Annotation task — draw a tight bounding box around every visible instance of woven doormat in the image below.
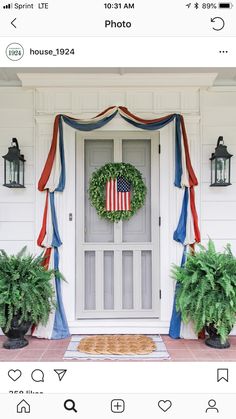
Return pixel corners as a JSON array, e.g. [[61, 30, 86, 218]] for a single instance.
[[64, 335, 170, 360], [78, 335, 156, 355]]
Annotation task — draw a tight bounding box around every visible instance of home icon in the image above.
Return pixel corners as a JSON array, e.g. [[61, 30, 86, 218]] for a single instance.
[[17, 399, 30, 413]]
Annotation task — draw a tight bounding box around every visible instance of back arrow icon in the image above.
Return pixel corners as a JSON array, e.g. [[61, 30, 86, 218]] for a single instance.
[[11, 18, 17, 28], [211, 17, 225, 31]]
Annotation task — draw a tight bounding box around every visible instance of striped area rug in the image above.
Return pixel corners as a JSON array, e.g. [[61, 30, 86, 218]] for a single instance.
[[63, 335, 170, 361]]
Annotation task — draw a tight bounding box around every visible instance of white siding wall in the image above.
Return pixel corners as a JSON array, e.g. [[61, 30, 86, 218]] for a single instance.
[[0, 88, 36, 254], [201, 90, 236, 253]]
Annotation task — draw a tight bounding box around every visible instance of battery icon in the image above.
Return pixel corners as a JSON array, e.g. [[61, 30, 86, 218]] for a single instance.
[[219, 2, 233, 7]]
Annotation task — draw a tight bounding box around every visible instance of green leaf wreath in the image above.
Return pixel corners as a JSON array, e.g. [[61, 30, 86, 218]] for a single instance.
[[89, 162, 147, 222]]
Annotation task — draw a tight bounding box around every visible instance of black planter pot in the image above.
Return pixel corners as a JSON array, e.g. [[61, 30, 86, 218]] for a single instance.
[[2, 313, 32, 350], [205, 324, 230, 349]]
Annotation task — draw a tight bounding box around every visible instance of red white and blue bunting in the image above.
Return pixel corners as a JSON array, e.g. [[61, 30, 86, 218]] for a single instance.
[[33, 106, 200, 340]]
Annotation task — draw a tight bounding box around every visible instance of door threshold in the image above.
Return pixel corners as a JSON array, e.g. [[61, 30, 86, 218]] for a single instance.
[[68, 319, 170, 335]]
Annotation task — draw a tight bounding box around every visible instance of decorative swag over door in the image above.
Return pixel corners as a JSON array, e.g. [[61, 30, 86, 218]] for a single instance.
[[33, 106, 200, 340]]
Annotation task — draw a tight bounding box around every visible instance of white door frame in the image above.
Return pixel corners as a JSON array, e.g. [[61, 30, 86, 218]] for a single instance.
[[59, 115, 179, 334]]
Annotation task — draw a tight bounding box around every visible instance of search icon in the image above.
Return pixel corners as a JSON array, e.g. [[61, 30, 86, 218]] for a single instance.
[[64, 399, 77, 413]]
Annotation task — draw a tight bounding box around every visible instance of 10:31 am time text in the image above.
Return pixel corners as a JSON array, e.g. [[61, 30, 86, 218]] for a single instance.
[[104, 3, 135, 9]]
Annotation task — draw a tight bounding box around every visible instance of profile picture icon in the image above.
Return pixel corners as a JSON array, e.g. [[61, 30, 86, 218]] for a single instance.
[[6, 43, 24, 61]]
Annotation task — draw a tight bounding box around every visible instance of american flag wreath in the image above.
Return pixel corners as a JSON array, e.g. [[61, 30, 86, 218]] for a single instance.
[[88, 162, 147, 222]]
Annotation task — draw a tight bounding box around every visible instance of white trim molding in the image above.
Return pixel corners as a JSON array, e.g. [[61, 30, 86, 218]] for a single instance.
[[17, 73, 218, 88]]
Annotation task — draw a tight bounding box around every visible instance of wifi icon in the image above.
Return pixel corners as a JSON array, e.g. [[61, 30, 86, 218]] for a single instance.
[[3, 3, 13, 8]]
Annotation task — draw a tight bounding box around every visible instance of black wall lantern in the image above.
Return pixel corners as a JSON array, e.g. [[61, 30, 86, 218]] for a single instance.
[[2, 138, 25, 188], [210, 136, 233, 187]]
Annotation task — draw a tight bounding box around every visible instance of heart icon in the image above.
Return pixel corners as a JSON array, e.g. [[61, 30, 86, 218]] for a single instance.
[[158, 400, 172, 412], [8, 369, 22, 382]]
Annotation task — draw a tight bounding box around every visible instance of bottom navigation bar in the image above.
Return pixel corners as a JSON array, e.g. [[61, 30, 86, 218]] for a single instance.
[[1, 393, 236, 418]]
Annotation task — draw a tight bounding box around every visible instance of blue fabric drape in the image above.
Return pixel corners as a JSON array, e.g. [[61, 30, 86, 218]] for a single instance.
[[119, 114, 176, 130], [52, 248, 70, 339], [173, 187, 189, 244], [55, 116, 66, 192], [174, 114, 182, 188], [50, 192, 63, 248], [62, 111, 118, 132], [169, 246, 187, 338]]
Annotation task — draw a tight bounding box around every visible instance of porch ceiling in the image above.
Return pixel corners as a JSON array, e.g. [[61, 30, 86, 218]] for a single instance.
[[1, 68, 236, 87]]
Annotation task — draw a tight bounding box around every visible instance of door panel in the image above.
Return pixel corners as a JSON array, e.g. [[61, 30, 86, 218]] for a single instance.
[[84, 251, 96, 310], [141, 250, 152, 309], [104, 251, 114, 310], [122, 139, 151, 243], [76, 132, 160, 319], [122, 251, 134, 310], [84, 140, 114, 243]]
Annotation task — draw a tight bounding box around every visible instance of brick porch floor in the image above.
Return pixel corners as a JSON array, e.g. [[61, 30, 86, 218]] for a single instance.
[[0, 335, 236, 362]]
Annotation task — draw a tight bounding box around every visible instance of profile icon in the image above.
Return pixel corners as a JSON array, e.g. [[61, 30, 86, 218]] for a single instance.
[[206, 399, 219, 413]]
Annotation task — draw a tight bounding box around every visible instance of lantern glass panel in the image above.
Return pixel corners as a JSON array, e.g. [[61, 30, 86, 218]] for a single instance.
[[224, 158, 230, 184], [5, 160, 10, 185], [216, 157, 229, 185], [11, 160, 19, 185], [211, 158, 215, 185], [11, 161, 16, 184], [19, 160, 24, 186]]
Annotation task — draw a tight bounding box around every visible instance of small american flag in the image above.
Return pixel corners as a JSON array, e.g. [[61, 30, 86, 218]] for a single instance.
[[106, 177, 131, 211]]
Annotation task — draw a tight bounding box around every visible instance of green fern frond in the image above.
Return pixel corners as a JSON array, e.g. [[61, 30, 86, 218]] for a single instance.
[[0, 247, 57, 332], [172, 240, 236, 344]]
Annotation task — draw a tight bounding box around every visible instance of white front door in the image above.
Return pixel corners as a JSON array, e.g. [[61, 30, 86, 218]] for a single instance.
[[76, 131, 160, 319]]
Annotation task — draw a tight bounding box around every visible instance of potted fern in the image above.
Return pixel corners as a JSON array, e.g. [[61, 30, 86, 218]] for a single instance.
[[172, 240, 236, 349], [0, 247, 56, 349]]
